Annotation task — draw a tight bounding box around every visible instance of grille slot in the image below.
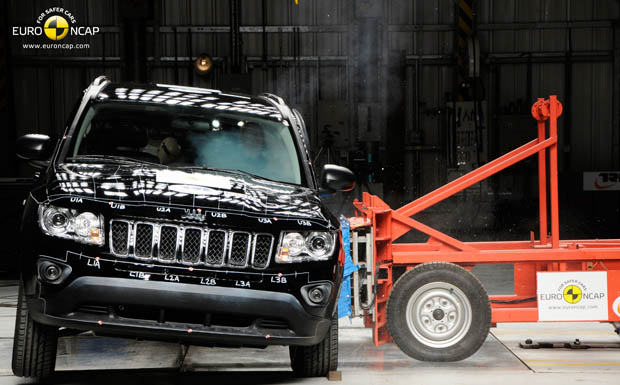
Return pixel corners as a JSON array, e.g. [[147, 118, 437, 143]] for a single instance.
[[183, 228, 202, 264], [228, 232, 250, 267], [158, 226, 178, 261], [206, 230, 226, 265], [78, 304, 109, 315], [110, 221, 129, 255], [134, 224, 154, 258], [112, 305, 254, 328], [252, 234, 273, 269], [109, 220, 274, 270], [258, 318, 289, 330]]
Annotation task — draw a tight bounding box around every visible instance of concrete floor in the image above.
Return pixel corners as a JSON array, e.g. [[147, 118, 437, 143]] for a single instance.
[[0, 271, 619, 385]]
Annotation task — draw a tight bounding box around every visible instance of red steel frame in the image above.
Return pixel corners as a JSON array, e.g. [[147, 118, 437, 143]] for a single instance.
[[352, 96, 620, 346]]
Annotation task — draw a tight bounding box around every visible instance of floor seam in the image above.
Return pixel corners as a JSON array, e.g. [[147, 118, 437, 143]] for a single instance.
[[177, 344, 190, 373], [490, 331, 535, 373]]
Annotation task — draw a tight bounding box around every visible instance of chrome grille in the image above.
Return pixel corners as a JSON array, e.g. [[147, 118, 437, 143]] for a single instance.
[[134, 224, 153, 258], [182, 228, 202, 264], [109, 220, 273, 269], [228, 232, 251, 267], [206, 230, 226, 265], [252, 234, 274, 269], [110, 221, 129, 255], [158, 226, 178, 261]]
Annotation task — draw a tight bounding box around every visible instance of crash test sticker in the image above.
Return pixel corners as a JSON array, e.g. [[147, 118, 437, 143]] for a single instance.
[[537, 271, 608, 321]]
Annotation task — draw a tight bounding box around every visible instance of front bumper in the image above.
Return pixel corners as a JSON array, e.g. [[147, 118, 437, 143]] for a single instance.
[[27, 276, 332, 347]]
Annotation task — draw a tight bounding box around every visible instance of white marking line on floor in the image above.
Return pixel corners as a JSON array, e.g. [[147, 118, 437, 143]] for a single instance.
[[492, 330, 617, 336], [527, 360, 620, 366]]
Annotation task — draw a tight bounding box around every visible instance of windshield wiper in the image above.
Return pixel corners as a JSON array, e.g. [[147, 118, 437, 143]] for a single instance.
[[178, 165, 221, 172], [66, 155, 160, 166], [229, 169, 279, 182], [182, 166, 282, 183]]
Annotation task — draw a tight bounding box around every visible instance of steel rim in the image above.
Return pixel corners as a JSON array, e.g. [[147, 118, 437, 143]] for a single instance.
[[405, 281, 472, 348]]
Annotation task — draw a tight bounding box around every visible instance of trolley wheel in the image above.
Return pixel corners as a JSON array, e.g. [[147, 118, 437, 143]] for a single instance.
[[387, 262, 491, 361]]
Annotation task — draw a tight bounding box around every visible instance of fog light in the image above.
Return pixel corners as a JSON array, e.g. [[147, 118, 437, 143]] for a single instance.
[[309, 287, 325, 304], [40, 262, 61, 282], [45, 264, 61, 280], [37, 260, 71, 285], [301, 282, 333, 307]]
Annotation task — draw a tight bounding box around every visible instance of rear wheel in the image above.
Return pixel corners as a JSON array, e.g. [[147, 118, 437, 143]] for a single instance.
[[289, 317, 338, 377], [387, 262, 490, 361], [12, 281, 58, 378]]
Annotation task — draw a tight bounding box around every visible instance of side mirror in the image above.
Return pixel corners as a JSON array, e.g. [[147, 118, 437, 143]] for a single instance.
[[320, 164, 355, 193], [16, 134, 52, 161]]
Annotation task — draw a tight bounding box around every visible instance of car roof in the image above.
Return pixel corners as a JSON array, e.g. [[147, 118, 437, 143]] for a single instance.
[[96, 82, 284, 121]]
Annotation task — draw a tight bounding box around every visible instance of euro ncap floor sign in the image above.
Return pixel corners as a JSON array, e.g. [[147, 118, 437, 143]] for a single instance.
[[12, 7, 99, 42]]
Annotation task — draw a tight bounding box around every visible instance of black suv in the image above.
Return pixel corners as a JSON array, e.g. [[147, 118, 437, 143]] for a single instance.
[[12, 76, 354, 378]]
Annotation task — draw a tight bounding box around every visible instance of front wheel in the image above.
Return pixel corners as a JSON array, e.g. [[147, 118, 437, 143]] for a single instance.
[[289, 317, 338, 377], [387, 262, 491, 361], [12, 281, 58, 378]]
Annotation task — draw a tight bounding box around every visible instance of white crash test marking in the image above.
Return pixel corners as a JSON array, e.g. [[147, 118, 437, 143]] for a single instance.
[[537, 271, 608, 321], [155, 169, 232, 190], [168, 184, 220, 195]]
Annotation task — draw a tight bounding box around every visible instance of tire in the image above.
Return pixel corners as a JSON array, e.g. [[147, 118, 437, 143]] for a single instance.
[[12, 281, 58, 378], [289, 317, 338, 377], [387, 262, 490, 361]]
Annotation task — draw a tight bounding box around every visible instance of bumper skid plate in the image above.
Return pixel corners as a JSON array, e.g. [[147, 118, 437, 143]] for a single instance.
[[28, 277, 331, 346]]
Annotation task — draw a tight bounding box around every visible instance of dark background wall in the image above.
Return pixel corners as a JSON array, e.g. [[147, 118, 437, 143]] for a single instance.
[[2, 0, 619, 243]]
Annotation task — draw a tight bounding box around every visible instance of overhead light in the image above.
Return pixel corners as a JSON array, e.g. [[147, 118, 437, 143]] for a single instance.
[[194, 54, 213, 75]]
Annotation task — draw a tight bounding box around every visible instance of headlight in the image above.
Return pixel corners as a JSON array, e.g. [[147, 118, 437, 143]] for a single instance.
[[74, 212, 101, 237], [282, 232, 305, 256], [42, 208, 70, 235], [276, 231, 336, 263], [38, 205, 104, 246], [306, 232, 334, 258]]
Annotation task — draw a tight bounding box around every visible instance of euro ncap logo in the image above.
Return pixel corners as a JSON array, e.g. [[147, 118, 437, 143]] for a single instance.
[[563, 285, 582, 304], [11, 7, 99, 43], [44, 15, 69, 41]]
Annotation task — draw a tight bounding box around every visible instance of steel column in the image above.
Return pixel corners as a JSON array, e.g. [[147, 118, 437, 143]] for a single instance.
[[537, 99, 548, 245]]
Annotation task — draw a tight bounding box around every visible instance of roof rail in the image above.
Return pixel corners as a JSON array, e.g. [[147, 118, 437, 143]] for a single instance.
[[259, 93, 286, 106], [87, 75, 110, 100], [92, 75, 108, 87]]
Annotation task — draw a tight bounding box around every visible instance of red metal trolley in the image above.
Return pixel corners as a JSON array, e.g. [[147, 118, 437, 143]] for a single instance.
[[349, 96, 620, 360]]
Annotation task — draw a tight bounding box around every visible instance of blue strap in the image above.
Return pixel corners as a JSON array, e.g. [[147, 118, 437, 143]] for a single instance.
[[338, 216, 359, 319]]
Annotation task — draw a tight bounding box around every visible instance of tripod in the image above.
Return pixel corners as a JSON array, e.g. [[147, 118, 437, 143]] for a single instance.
[[313, 125, 337, 166]]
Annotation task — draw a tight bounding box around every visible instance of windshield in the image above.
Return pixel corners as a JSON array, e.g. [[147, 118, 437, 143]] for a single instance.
[[68, 102, 303, 185]]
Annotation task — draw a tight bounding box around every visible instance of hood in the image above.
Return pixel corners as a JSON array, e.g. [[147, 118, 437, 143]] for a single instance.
[[31, 163, 335, 230]]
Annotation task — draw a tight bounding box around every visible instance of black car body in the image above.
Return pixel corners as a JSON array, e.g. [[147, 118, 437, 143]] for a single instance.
[[0, 178, 34, 274], [13, 77, 354, 378]]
